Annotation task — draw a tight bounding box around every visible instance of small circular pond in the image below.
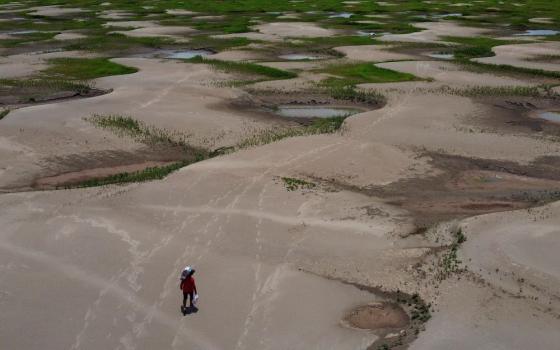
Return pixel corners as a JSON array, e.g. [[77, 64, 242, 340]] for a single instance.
[[275, 105, 362, 119]]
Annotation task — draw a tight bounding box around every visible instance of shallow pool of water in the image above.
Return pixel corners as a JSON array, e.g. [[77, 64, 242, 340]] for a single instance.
[[357, 30, 376, 37], [166, 49, 213, 59], [10, 30, 39, 35], [275, 105, 362, 119], [434, 13, 462, 18], [538, 111, 560, 123], [279, 54, 320, 60], [329, 12, 353, 18], [517, 29, 559, 36], [428, 52, 454, 60]]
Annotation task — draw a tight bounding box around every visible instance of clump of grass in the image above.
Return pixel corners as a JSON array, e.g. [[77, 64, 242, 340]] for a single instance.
[[0, 78, 94, 93], [442, 36, 515, 59], [0, 109, 9, 120], [319, 62, 418, 85], [0, 78, 95, 103], [291, 35, 377, 48], [186, 56, 297, 80], [458, 60, 560, 80], [0, 31, 58, 48], [68, 161, 190, 188], [192, 17, 251, 34], [281, 177, 316, 191], [319, 79, 387, 105], [43, 58, 138, 80], [86, 114, 203, 155], [437, 227, 467, 280], [237, 116, 347, 149], [65, 33, 174, 53], [439, 85, 557, 98], [188, 35, 251, 51]]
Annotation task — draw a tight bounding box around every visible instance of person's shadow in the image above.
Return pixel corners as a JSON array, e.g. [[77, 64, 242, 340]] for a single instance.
[[181, 306, 199, 316]]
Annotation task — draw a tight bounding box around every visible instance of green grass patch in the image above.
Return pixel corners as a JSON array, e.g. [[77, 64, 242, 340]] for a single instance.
[[188, 35, 252, 51], [0, 78, 94, 92], [0, 31, 58, 48], [319, 81, 386, 105], [186, 56, 297, 80], [65, 33, 174, 53], [458, 60, 560, 79], [281, 177, 316, 191], [236, 115, 348, 149], [442, 36, 516, 59], [68, 161, 190, 188], [319, 62, 418, 85], [0, 78, 95, 103], [437, 227, 467, 281], [0, 109, 9, 120], [291, 35, 377, 48], [43, 58, 138, 80], [192, 17, 251, 34], [440, 85, 558, 98], [87, 114, 203, 154]]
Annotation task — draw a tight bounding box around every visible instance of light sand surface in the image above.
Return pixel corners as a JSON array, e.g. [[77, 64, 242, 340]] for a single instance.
[[112, 26, 194, 42], [28, 5, 88, 17], [98, 10, 134, 20], [215, 22, 338, 42], [335, 45, 417, 62], [166, 9, 197, 16], [462, 202, 560, 298], [375, 60, 536, 87], [529, 17, 553, 24], [104, 20, 158, 28], [411, 278, 560, 350], [53, 32, 87, 41], [259, 60, 326, 71], [193, 15, 225, 21], [474, 42, 560, 72], [247, 71, 333, 91], [209, 50, 263, 62], [380, 22, 490, 43], [0, 50, 97, 78], [0, 58, 283, 190], [345, 93, 560, 162], [0, 137, 425, 349], [412, 203, 560, 349], [104, 20, 195, 42]]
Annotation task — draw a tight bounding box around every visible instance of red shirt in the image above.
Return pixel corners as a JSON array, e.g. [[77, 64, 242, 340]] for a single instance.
[[181, 276, 196, 293]]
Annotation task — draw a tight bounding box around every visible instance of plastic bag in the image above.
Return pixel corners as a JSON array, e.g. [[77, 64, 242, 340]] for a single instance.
[[193, 293, 199, 306]]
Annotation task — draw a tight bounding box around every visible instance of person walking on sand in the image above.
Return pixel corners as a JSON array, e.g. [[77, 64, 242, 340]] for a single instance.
[[180, 266, 198, 312]]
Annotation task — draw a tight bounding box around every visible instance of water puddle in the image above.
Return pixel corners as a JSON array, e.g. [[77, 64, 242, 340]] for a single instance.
[[427, 52, 454, 60], [516, 29, 559, 36], [166, 49, 213, 59], [10, 30, 39, 35], [329, 12, 353, 19], [357, 30, 376, 37], [275, 105, 362, 119], [433, 13, 462, 18], [279, 54, 320, 60], [537, 111, 560, 123]]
